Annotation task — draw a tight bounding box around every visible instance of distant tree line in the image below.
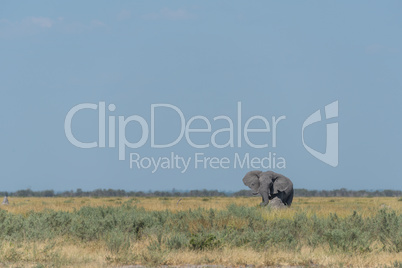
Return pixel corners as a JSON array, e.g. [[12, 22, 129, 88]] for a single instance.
[[294, 188, 401, 197], [0, 188, 401, 198]]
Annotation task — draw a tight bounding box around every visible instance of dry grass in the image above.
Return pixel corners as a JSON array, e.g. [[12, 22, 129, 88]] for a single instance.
[[2, 196, 401, 217], [1, 237, 401, 267], [0, 196, 401, 267]]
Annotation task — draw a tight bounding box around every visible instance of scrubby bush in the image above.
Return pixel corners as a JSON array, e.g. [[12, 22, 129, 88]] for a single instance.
[[166, 233, 187, 250], [104, 229, 131, 255], [189, 233, 220, 250], [0, 205, 400, 256]]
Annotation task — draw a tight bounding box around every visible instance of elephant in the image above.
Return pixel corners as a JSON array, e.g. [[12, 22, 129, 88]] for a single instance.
[[242, 170, 294, 208]]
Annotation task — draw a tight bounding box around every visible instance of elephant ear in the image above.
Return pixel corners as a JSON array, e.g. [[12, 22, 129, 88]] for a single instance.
[[242, 170, 262, 186]]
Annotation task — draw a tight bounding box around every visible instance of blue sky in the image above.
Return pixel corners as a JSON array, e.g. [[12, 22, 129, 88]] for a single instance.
[[0, 1, 401, 192]]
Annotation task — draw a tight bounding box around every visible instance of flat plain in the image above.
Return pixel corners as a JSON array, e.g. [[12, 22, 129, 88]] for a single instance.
[[0, 196, 401, 267]]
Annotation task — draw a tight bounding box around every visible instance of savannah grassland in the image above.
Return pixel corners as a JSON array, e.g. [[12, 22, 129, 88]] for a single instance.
[[0, 196, 401, 267]]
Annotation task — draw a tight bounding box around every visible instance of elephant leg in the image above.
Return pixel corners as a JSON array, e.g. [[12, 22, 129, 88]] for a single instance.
[[285, 190, 294, 207], [267, 196, 286, 209], [276, 192, 288, 206]]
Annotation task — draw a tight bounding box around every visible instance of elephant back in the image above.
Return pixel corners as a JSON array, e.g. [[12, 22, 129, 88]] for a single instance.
[[272, 174, 293, 194]]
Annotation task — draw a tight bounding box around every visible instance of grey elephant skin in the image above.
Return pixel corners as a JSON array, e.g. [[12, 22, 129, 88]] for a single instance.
[[242, 170, 294, 208]]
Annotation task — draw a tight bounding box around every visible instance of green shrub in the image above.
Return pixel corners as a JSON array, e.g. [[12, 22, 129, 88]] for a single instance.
[[0, 204, 400, 257], [189, 233, 220, 250], [104, 230, 131, 255], [166, 233, 187, 250]]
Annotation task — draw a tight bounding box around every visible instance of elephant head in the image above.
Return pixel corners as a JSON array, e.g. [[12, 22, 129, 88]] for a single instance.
[[242, 170, 263, 196], [242, 170, 278, 206]]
